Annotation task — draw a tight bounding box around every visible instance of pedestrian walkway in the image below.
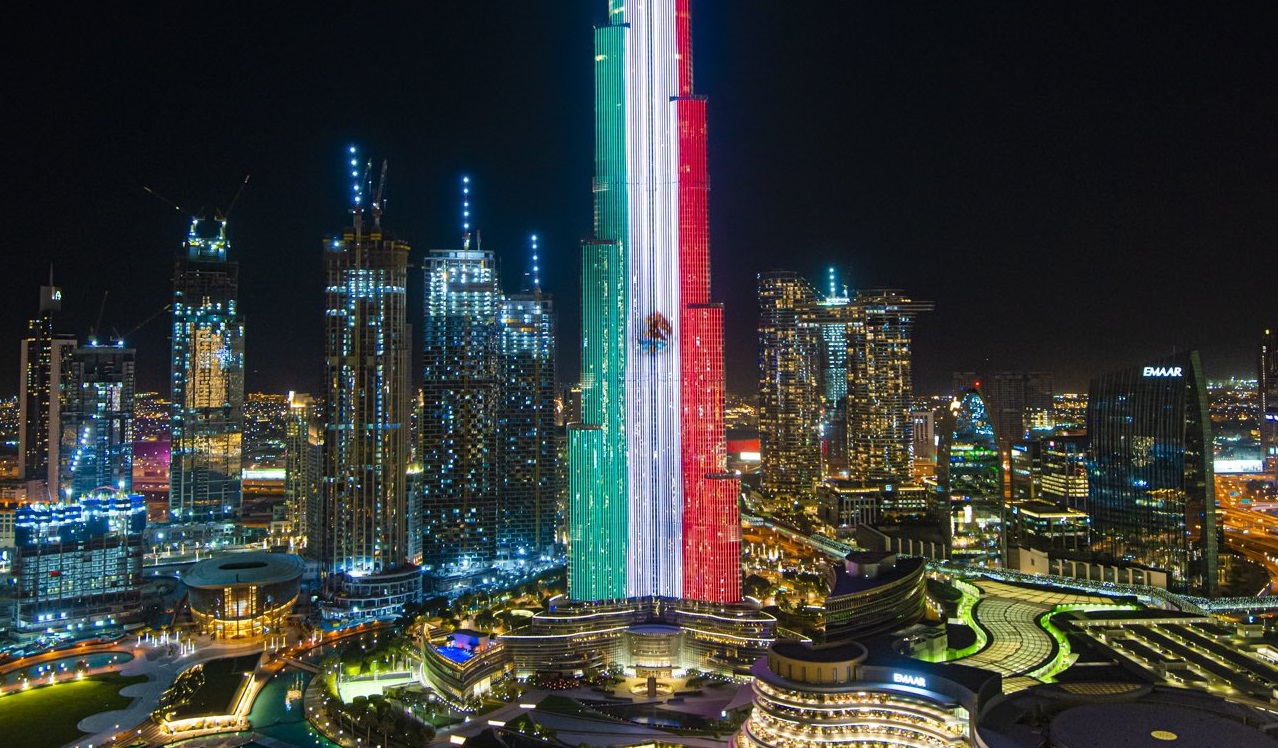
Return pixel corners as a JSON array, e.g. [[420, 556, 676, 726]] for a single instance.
[[955, 579, 1115, 689]]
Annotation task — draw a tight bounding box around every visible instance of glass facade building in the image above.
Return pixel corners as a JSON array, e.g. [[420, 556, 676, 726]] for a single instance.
[[943, 389, 1003, 565], [497, 290, 559, 566], [1086, 351, 1216, 596], [12, 491, 146, 631], [1041, 435, 1089, 510], [420, 245, 501, 578], [943, 389, 1002, 501], [170, 218, 245, 523], [59, 344, 136, 501], [846, 290, 933, 482], [757, 271, 823, 500]]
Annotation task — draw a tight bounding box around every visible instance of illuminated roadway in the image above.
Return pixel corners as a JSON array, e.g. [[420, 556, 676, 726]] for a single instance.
[[1219, 502, 1278, 593]]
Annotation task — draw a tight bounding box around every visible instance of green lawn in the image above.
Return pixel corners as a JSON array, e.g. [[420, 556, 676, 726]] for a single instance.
[[171, 654, 259, 719], [0, 673, 147, 748]]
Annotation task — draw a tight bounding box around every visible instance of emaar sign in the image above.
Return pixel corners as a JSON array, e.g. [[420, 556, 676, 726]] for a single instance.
[[893, 672, 927, 688], [1142, 366, 1182, 377]]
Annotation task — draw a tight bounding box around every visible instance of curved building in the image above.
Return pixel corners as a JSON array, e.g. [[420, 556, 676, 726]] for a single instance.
[[1085, 351, 1215, 596], [824, 551, 926, 642], [735, 640, 1001, 748], [184, 552, 304, 639]]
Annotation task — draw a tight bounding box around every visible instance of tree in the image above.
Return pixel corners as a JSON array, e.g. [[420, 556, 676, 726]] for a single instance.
[[742, 574, 771, 600]]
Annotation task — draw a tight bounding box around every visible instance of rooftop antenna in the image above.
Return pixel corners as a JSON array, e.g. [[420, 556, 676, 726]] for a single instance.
[[347, 145, 367, 239], [530, 233, 541, 296], [828, 266, 837, 299], [462, 175, 472, 250]]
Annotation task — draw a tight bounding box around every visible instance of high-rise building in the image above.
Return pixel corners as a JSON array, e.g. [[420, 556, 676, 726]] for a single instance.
[[758, 272, 823, 500], [420, 241, 501, 579], [497, 283, 559, 567], [1262, 328, 1277, 476], [12, 491, 146, 631], [318, 153, 419, 618], [285, 391, 321, 556], [169, 218, 245, 523], [243, 392, 289, 466], [846, 290, 933, 482], [19, 283, 76, 496], [59, 343, 136, 501], [569, 0, 740, 603], [983, 370, 1054, 453], [942, 388, 1003, 565], [1009, 440, 1041, 502], [1086, 351, 1216, 596], [1040, 435, 1089, 510], [941, 389, 1002, 500], [911, 409, 938, 480]]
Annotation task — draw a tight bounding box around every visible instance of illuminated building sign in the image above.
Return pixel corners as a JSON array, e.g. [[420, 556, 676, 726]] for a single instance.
[[893, 672, 927, 688], [1142, 366, 1183, 377]]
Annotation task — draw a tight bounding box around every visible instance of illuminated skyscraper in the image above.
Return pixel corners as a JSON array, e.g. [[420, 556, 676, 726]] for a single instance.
[[285, 391, 321, 556], [59, 344, 136, 501], [1086, 351, 1216, 596], [497, 268, 559, 566], [420, 239, 501, 578], [941, 389, 1002, 501], [942, 388, 1004, 565], [569, 0, 740, 602], [1262, 327, 1277, 475], [19, 284, 76, 496], [758, 272, 823, 499], [318, 152, 419, 618], [169, 219, 245, 523], [846, 290, 933, 482], [1040, 435, 1088, 511], [983, 370, 1054, 452]]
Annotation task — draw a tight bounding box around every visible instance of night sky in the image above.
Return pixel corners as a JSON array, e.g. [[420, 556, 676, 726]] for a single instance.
[[4, 2, 1275, 398]]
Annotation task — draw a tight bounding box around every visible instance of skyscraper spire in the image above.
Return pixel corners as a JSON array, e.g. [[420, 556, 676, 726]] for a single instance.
[[461, 175, 472, 243], [530, 233, 541, 295], [347, 145, 362, 211]]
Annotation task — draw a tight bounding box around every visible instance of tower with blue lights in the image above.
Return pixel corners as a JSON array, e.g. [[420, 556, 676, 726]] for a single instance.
[[420, 177, 502, 582], [497, 235, 559, 567], [60, 343, 136, 501], [318, 149, 420, 618], [169, 217, 245, 523]]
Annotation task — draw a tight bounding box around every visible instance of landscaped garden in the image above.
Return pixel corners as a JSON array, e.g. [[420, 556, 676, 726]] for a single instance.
[[0, 673, 147, 748]]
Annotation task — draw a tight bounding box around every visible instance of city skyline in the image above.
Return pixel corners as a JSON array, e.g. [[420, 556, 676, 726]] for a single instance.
[[4, 3, 1273, 397]]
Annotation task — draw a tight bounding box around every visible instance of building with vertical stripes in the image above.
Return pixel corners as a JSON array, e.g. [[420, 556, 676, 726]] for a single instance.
[[1085, 351, 1216, 596], [569, 0, 740, 603]]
